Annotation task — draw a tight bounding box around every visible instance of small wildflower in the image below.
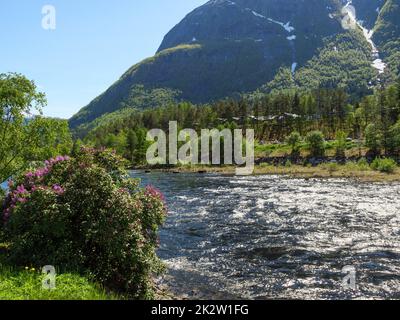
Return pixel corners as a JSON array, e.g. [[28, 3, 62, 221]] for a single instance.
[[25, 172, 34, 178], [16, 185, 27, 194], [145, 185, 166, 202], [52, 184, 65, 195]]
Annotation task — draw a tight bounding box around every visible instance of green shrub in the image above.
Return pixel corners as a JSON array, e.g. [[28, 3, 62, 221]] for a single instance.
[[371, 158, 397, 173], [286, 131, 302, 156], [388, 120, 400, 155], [343, 161, 357, 171], [365, 124, 382, 154], [306, 131, 326, 157], [1, 148, 167, 299], [0, 188, 5, 205], [326, 162, 339, 173], [284, 160, 292, 167], [335, 131, 347, 158], [259, 162, 270, 168], [357, 157, 370, 171]]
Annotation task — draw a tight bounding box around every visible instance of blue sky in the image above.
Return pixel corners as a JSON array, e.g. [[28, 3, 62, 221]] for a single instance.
[[0, 0, 208, 119]]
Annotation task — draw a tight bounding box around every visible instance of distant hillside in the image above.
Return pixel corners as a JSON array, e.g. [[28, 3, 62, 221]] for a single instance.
[[70, 0, 399, 132]]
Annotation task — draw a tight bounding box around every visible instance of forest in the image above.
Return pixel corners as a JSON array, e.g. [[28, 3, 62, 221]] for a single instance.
[[81, 79, 400, 166]]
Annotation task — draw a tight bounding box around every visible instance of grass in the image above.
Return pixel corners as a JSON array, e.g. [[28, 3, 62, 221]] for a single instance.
[[260, 163, 400, 182], [0, 264, 120, 300], [254, 141, 361, 158], [152, 162, 400, 183], [123, 43, 202, 77]]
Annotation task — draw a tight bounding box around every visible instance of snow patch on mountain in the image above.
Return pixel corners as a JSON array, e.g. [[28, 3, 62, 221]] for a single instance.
[[267, 18, 295, 33], [343, 1, 386, 74]]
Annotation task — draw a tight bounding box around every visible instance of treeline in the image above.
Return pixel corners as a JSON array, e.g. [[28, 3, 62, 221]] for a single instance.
[[83, 80, 400, 164]]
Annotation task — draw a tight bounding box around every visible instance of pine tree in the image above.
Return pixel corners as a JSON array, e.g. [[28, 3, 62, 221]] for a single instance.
[[126, 129, 138, 164], [378, 86, 390, 155], [397, 78, 400, 103]]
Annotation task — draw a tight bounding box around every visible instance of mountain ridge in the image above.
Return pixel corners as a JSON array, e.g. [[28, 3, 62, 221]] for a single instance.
[[69, 0, 399, 131]]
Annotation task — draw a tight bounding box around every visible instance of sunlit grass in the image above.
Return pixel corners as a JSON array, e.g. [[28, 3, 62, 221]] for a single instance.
[[255, 141, 360, 158], [0, 264, 120, 300], [155, 162, 400, 182]]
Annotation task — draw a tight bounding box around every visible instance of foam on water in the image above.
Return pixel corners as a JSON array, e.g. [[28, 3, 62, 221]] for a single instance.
[[132, 171, 400, 299]]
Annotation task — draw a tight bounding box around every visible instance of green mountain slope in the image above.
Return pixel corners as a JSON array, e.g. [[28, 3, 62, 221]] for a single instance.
[[264, 30, 377, 95], [70, 0, 399, 130], [374, 0, 400, 79]]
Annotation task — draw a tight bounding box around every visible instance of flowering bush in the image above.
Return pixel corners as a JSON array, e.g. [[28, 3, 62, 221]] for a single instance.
[[0, 148, 167, 299]]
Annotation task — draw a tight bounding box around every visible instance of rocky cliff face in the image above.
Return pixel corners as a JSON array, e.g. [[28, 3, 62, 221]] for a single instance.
[[70, 0, 398, 130]]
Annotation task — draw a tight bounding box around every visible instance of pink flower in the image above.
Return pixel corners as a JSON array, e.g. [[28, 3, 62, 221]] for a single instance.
[[16, 185, 27, 194], [34, 167, 50, 178], [145, 185, 165, 202], [52, 184, 64, 195], [42, 155, 70, 168], [25, 172, 34, 178]]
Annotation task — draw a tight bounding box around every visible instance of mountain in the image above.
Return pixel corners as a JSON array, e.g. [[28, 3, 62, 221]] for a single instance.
[[70, 0, 400, 131], [374, 0, 400, 79]]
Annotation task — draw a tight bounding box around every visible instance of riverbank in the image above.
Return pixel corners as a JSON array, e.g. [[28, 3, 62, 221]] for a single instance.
[[136, 163, 400, 183]]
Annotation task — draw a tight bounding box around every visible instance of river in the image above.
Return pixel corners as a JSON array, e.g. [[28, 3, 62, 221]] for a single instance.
[[131, 171, 400, 300]]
